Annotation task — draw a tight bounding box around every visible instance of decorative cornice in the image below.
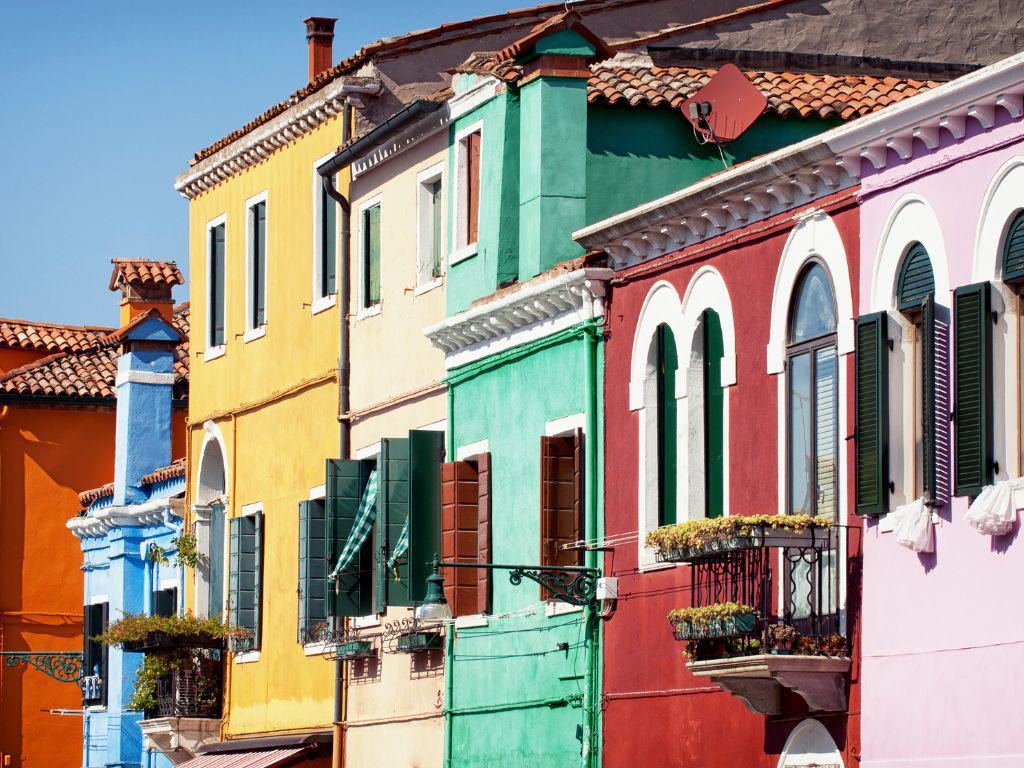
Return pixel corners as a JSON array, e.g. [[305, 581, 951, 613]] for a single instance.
[[174, 77, 381, 199], [574, 139, 855, 270], [351, 105, 451, 181], [68, 497, 184, 539], [424, 267, 612, 368]]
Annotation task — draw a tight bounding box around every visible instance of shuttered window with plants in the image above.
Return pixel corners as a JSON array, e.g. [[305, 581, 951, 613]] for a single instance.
[[229, 513, 263, 651], [326, 458, 376, 618], [854, 313, 889, 516], [298, 499, 328, 642], [441, 453, 492, 617], [896, 243, 942, 505], [540, 430, 583, 600], [953, 282, 994, 497]]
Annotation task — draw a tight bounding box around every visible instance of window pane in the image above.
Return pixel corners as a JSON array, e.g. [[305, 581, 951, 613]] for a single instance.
[[430, 180, 442, 278], [364, 205, 381, 307], [815, 346, 838, 520], [210, 223, 226, 347], [791, 264, 836, 343], [251, 202, 266, 328], [322, 182, 337, 297], [656, 324, 678, 526], [789, 352, 812, 515], [703, 310, 725, 518]]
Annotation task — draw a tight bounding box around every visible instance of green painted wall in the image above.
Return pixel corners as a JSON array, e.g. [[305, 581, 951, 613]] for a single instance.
[[585, 104, 840, 226], [448, 332, 603, 767]]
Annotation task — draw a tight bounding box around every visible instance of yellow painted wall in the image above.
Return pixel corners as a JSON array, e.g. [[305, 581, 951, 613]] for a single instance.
[[185, 113, 348, 736], [345, 133, 449, 767]]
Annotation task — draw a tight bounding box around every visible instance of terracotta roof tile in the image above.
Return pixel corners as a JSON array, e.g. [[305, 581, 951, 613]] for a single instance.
[[140, 458, 186, 487], [0, 306, 190, 403], [109, 259, 184, 292], [0, 318, 111, 354], [586, 66, 940, 121], [491, 9, 615, 67], [79, 483, 114, 507]]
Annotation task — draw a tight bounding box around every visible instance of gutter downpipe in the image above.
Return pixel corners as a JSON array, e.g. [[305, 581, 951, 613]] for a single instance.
[[582, 282, 605, 768], [322, 100, 353, 768]]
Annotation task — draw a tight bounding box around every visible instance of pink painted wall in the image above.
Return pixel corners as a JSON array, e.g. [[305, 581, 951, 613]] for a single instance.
[[858, 113, 1024, 768]]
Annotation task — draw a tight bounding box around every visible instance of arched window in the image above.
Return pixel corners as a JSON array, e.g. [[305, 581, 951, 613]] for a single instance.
[[693, 309, 725, 519], [787, 263, 838, 519], [1001, 210, 1024, 284]]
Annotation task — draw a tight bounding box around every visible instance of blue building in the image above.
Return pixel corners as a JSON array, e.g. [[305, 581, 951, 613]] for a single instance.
[[67, 260, 188, 768]]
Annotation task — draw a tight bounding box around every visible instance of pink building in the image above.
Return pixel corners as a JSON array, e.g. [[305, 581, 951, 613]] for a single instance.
[[834, 53, 1024, 767]]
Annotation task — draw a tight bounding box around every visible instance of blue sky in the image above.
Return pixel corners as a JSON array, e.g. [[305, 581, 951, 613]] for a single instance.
[[0, 0, 520, 327]]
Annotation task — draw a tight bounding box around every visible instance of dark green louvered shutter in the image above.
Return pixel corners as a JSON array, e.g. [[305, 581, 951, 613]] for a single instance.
[[921, 294, 940, 505], [954, 282, 994, 497], [252, 512, 263, 649], [407, 430, 444, 605], [229, 514, 261, 649], [656, 324, 678, 526], [209, 503, 225, 618], [326, 459, 374, 617], [897, 243, 935, 312], [855, 313, 889, 516], [377, 437, 409, 610], [1002, 211, 1024, 283], [298, 499, 328, 641]]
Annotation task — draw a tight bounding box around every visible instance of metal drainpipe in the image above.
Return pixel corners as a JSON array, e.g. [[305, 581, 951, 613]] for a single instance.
[[443, 623, 455, 768], [323, 99, 353, 768]]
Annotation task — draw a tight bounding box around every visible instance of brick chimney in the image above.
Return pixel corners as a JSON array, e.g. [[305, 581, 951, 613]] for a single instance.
[[305, 17, 337, 81], [109, 259, 184, 325]]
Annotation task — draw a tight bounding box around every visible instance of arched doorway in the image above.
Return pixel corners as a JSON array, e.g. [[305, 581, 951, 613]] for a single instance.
[[778, 719, 844, 768]]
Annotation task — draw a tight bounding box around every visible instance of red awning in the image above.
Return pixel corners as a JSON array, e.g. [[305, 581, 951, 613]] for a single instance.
[[176, 748, 308, 768]]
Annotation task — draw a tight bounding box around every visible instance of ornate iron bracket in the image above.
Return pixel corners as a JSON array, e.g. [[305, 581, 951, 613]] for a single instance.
[[0, 652, 84, 683], [440, 561, 600, 606]]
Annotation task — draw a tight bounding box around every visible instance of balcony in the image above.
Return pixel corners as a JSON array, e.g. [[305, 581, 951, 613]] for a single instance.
[[139, 654, 223, 763], [651, 517, 854, 716]]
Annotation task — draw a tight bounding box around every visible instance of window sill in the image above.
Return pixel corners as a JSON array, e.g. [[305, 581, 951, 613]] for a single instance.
[[355, 304, 382, 322], [311, 294, 337, 315], [233, 650, 260, 664], [352, 614, 380, 629], [303, 641, 331, 656], [454, 614, 488, 629], [414, 277, 443, 296], [638, 559, 679, 574], [449, 243, 478, 266], [204, 345, 226, 363], [545, 601, 582, 618], [243, 325, 267, 344]]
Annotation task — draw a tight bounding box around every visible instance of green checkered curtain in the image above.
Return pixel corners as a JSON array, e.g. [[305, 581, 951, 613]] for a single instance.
[[328, 468, 378, 585], [386, 518, 410, 579]]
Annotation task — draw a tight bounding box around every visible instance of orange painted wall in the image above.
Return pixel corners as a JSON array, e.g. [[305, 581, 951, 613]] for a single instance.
[[0, 404, 115, 768], [0, 351, 47, 376]]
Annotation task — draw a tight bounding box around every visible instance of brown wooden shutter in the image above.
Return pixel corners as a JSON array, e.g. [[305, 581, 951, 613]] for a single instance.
[[441, 460, 479, 617], [540, 431, 583, 599], [466, 132, 481, 245], [476, 453, 492, 614]]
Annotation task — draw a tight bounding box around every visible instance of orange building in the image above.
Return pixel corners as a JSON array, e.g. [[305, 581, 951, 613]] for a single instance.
[[0, 261, 188, 768]]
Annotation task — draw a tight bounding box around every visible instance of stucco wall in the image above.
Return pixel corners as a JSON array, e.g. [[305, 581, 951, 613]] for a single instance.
[[858, 113, 1024, 768], [600, 200, 862, 768], [0, 406, 116, 768]]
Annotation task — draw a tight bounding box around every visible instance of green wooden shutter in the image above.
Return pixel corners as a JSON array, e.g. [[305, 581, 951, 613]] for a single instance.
[[209, 503, 225, 618], [363, 205, 381, 307], [229, 517, 240, 629], [322, 180, 337, 296], [703, 309, 725, 518], [377, 437, 409, 609], [954, 282, 994, 497], [897, 243, 935, 312], [252, 201, 266, 328], [211, 223, 226, 347], [1002, 211, 1024, 283], [921, 294, 940, 505], [407, 430, 444, 605], [230, 515, 260, 648], [326, 459, 374, 617], [252, 512, 263, 650], [298, 500, 327, 641], [855, 313, 890, 516], [656, 324, 678, 526], [431, 180, 443, 278]]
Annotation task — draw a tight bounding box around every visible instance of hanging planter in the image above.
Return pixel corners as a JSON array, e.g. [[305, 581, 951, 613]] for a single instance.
[[669, 603, 757, 640], [394, 630, 443, 654], [647, 515, 833, 563], [334, 640, 375, 660]]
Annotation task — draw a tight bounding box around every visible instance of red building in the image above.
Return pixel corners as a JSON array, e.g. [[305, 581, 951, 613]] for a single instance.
[[577, 131, 865, 765]]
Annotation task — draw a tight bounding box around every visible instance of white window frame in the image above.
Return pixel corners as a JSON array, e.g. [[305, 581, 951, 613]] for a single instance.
[[416, 162, 446, 293], [357, 194, 384, 319], [312, 153, 340, 314], [233, 501, 263, 664], [450, 120, 483, 265], [205, 214, 228, 362], [244, 191, 269, 341]]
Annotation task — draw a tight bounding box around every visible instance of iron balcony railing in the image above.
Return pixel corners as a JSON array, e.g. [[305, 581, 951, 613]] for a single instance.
[[149, 655, 222, 720]]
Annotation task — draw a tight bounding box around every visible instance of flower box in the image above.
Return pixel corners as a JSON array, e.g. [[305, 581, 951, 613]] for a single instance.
[[672, 612, 756, 640], [334, 640, 375, 660], [654, 524, 832, 564], [123, 631, 225, 653], [394, 631, 443, 654]]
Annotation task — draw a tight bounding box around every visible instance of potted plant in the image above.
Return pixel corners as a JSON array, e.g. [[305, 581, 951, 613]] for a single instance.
[[766, 623, 799, 654], [646, 515, 833, 562], [99, 613, 250, 652], [668, 603, 757, 640]]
